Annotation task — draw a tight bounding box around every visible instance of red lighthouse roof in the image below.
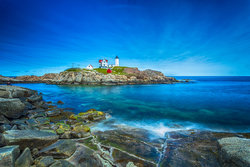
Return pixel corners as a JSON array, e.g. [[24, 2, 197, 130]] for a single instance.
[[99, 60, 103, 63]]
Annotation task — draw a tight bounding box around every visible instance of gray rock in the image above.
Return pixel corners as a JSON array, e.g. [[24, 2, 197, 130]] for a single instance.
[[218, 137, 250, 167], [35, 156, 55, 167], [11, 119, 29, 130], [39, 139, 77, 159], [11, 125, 18, 130], [68, 143, 103, 167], [0, 124, 12, 132], [46, 110, 61, 117], [3, 130, 59, 150], [94, 127, 162, 163], [0, 98, 25, 118], [0, 85, 35, 98], [26, 119, 38, 129], [0, 133, 5, 147], [36, 117, 50, 125], [0, 115, 10, 124], [0, 90, 10, 98], [27, 95, 43, 103], [58, 160, 75, 167], [0, 145, 20, 167], [49, 160, 62, 167], [15, 147, 33, 167]]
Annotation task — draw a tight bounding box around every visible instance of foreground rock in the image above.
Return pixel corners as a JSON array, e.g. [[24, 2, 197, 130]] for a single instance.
[[3, 130, 59, 150], [159, 130, 250, 167], [0, 145, 20, 167], [15, 147, 33, 167], [38, 139, 76, 159], [0, 98, 25, 119], [218, 137, 250, 167]]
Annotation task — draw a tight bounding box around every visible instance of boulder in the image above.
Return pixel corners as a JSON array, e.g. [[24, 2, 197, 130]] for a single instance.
[[15, 147, 33, 167], [27, 95, 43, 103], [67, 143, 103, 167], [218, 137, 250, 167], [3, 130, 59, 150], [35, 156, 55, 167], [0, 85, 35, 98], [0, 145, 20, 167], [0, 98, 25, 118], [39, 139, 77, 159]]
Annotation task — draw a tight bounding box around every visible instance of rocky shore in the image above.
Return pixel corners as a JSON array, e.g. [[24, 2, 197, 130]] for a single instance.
[[1, 68, 177, 85], [0, 85, 249, 167]]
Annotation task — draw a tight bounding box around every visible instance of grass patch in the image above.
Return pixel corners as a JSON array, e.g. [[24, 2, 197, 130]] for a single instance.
[[65, 68, 82, 72], [65, 68, 93, 72], [94, 66, 129, 75]]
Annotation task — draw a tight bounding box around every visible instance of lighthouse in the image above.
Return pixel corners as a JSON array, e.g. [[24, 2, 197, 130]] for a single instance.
[[115, 56, 119, 66]]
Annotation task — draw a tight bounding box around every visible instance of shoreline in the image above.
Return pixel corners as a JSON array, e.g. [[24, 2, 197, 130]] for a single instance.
[[0, 85, 249, 166]]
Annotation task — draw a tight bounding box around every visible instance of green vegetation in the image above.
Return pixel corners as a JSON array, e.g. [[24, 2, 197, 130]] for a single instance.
[[64, 66, 132, 75], [94, 66, 129, 75], [65, 68, 92, 72], [65, 68, 82, 72]]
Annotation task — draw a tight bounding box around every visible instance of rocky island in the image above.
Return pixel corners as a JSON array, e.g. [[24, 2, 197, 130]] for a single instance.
[[0, 85, 249, 167], [0, 67, 177, 85]]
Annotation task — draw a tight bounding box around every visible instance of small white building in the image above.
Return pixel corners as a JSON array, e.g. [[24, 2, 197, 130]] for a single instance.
[[86, 64, 93, 70], [99, 59, 108, 68], [99, 56, 119, 68]]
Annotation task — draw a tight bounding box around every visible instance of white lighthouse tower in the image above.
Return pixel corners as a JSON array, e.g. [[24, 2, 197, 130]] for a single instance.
[[115, 56, 119, 66]]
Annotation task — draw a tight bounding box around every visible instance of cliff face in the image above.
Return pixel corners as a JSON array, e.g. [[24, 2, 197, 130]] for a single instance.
[[49, 69, 177, 85]]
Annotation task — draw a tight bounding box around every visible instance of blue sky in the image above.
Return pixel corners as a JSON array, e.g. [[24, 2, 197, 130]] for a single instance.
[[0, 0, 250, 76]]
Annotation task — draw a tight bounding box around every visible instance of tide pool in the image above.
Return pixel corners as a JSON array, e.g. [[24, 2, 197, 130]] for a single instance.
[[13, 76, 250, 136]]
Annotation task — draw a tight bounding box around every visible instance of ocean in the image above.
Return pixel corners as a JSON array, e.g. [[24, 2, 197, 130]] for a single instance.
[[12, 76, 250, 137]]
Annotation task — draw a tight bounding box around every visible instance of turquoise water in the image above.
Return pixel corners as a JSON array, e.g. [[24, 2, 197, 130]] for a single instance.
[[13, 76, 250, 135]]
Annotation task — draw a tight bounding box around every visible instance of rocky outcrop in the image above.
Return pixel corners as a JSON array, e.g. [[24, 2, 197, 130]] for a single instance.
[[49, 69, 177, 85], [0, 98, 25, 119], [218, 137, 250, 167], [0, 75, 21, 84], [15, 73, 58, 83], [2, 68, 177, 85], [3, 130, 59, 150], [38, 139, 76, 159], [0, 85, 109, 167]]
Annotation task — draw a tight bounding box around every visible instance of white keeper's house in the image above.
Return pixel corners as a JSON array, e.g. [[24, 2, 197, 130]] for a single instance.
[[99, 56, 119, 68]]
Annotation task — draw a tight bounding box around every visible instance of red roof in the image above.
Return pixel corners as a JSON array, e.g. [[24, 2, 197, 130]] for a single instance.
[[99, 60, 103, 63]]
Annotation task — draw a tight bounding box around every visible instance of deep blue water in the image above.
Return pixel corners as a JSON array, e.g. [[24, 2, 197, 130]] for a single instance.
[[12, 76, 250, 136]]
